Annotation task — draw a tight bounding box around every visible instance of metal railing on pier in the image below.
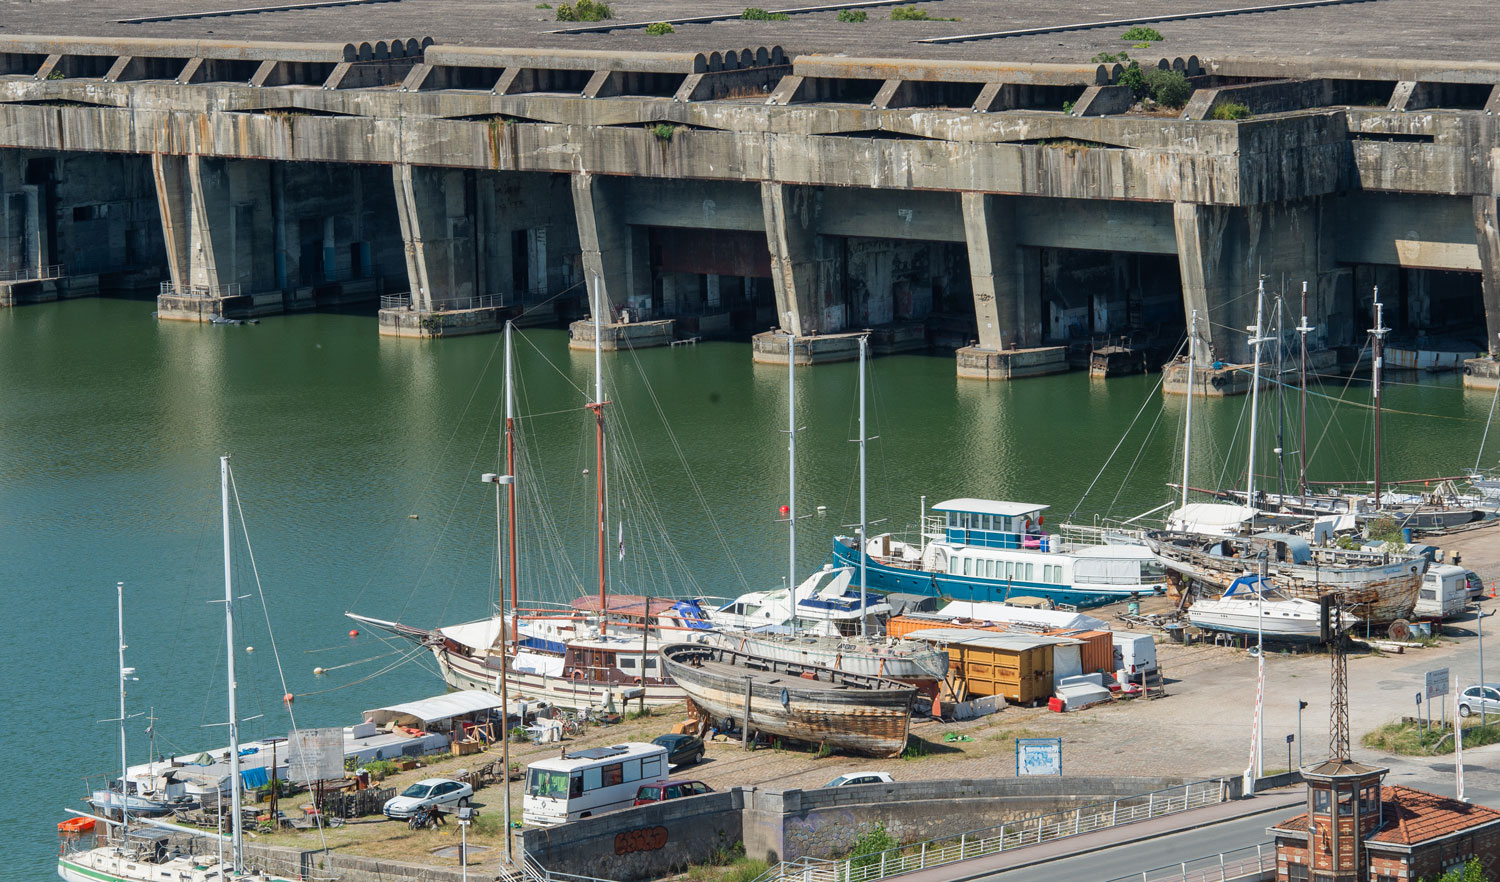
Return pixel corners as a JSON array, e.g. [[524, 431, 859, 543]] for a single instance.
[[380, 293, 413, 310], [752, 779, 1229, 882], [1103, 842, 1276, 882], [434, 293, 506, 311], [0, 263, 63, 282], [159, 281, 242, 299]]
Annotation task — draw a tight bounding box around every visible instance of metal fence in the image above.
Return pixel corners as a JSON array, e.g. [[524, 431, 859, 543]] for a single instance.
[[159, 281, 242, 299], [1103, 843, 1276, 882], [516, 851, 618, 882], [434, 293, 506, 311], [753, 779, 1229, 882], [380, 293, 412, 310], [0, 263, 63, 282]]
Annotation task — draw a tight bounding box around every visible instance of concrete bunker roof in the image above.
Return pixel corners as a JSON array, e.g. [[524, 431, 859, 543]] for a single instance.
[[0, 0, 1497, 75]]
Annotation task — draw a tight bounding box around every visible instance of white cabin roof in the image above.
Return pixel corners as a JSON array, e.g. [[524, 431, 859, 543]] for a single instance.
[[438, 617, 504, 652], [364, 690, 507, 728], [1071, 543, 1158, 560], [933, 499, 1050, 517], [934, 601, 1110, 631]]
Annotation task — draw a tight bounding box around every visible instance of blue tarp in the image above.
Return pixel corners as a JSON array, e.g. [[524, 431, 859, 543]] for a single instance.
[[240, 766, 269, 790]]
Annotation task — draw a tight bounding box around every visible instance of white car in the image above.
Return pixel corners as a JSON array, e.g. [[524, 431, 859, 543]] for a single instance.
[[382, 777, 474, 819], [1458, 684, 1500, 718], [824, 772, 895, 788]]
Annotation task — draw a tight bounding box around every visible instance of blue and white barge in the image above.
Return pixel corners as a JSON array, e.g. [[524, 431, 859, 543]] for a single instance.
[[832, 498, 1167, 609]]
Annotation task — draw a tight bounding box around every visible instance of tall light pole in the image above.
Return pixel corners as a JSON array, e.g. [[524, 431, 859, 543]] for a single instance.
[[1480, 607, 1488, 729], [1297, 700, 1307, 769], [481, 471, 514, 868]]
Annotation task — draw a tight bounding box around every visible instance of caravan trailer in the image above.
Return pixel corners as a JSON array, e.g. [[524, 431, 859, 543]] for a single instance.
[[522, 742, 668, 826], [1414, 564, 1470, 621]]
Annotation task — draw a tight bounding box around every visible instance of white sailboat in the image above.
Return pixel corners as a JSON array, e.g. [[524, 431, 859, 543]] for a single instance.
[[59, 457, 300, 882], [705, 333, 950, 691]]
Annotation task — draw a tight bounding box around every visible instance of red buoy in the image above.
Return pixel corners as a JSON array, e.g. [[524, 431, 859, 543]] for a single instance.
[[779, 505, 790, 516], [283, 693, 295, 704], [348, 629, 359, 638]]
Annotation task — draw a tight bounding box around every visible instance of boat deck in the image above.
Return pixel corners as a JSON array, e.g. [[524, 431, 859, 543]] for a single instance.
[[666, 643, 912, 693]]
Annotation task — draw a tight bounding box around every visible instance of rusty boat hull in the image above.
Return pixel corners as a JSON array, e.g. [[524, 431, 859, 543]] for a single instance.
[[659, 642, 917, 758]]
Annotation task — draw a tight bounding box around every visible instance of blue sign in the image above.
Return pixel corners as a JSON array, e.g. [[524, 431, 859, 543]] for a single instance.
[[1016, 738, 1063, 777]]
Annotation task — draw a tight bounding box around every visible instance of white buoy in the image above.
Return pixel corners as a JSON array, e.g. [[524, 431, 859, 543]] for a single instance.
[[245, 646, 254, 653], [313, 667, 325, 676]]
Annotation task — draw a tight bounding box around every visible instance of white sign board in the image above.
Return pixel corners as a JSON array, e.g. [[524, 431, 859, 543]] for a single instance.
[[286, 727, 344, 784], [1016, 738, 1063, 777], [1426, 668, 1450, 700]]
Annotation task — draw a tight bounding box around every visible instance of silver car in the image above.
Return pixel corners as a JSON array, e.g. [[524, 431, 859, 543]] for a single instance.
[[382, 777, 474, 819], [1457, 684, 1500, 717]]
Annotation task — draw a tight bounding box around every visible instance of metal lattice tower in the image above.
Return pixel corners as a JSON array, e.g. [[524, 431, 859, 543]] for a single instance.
[[1330, 631, 1350, 760]]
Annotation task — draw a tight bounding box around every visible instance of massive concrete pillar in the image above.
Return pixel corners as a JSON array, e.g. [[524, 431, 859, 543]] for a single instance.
[[571, 172, 631, 315], [1476, 195, 1500, 357], [152, 153, 265, 320], [1172, 202, 1230, 364], [760, 181, 821, 335], [961, 192, 1041, 349], [392, 163, 480, 311]]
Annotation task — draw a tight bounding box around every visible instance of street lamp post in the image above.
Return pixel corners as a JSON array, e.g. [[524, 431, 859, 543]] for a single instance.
[[1297, 700, 1307, 769]]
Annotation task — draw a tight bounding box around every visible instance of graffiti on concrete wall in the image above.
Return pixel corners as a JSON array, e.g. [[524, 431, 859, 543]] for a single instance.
[[615, 826, 669, 855]]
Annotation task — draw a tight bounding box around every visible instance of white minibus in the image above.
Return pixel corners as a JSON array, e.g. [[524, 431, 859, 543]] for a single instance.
[[522, 742, 668, 826]]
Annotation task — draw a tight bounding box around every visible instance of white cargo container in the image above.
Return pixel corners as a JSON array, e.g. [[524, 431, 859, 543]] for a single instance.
[[1111, 631, 1158, 674]]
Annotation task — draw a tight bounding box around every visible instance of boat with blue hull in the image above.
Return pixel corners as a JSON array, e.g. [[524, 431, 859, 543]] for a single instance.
[[831, 499, 1168, 609]]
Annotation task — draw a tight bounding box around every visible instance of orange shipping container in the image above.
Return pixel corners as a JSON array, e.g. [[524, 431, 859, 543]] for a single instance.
[[1047, 629, 1113, 674]]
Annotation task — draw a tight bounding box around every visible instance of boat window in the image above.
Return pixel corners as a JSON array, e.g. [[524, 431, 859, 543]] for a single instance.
[[949, 557, 959, 575], [527, 769, 570, 799], [1025, 563, 1034, 580], [963, 558, 972, 576], [644, 657, 658, 669], [1142, 561, 1166, 581], [946, 512, 956, 528], [1005, 562, 1014, 580], [583, 767, 603, 791], [620, 656, 638, 670]]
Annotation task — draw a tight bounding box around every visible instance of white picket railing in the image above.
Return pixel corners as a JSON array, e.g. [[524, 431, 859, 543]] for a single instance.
[[1103, 842, 1276, 882], [753, 779, 1230, 882]]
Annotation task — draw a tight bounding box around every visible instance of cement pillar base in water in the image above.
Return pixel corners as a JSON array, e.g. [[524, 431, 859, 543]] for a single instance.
[[1463, 357, 1500, 391], [566, 318, 675, 350], [955, 344, 1068, 381], [379, 303, 512, 338]]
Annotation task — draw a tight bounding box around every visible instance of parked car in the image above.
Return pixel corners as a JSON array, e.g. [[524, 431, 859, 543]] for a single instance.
[[1457, 684, 1500, 718], [824, 772, 895, 788], [382, 778, 474, 820], [634, 779, 713, 805], [652, 733, 705, 767], [1466, 570, 1485, 600]]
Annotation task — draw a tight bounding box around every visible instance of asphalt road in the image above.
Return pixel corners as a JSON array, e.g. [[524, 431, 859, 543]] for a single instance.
[[982, 812, 1282, 882]]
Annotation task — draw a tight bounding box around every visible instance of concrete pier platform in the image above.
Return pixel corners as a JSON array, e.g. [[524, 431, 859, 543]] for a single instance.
[[751, 330, 861, 365], [567, 318, 675, 350], [164, 279, 384, 323], [868, 321, 929, 356], [955, 345, 1069, 380], [1162, 359, 1256, 397], [380, 303, 515, 338], [1464, 357, 1500, 391], [0, 274, 95, 307]]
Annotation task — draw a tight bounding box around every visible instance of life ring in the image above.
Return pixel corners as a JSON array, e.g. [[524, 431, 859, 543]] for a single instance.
[[633, 677, 643, 685], [1023, 518, 1032, 530], [570, 670, 584, 680]]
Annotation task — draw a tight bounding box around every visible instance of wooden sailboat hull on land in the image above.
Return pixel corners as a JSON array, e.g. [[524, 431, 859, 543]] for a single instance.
[[660, 642, 916, 758]]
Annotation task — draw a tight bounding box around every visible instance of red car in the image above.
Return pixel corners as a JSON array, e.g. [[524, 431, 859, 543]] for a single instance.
[[634, 779, 713, 805]]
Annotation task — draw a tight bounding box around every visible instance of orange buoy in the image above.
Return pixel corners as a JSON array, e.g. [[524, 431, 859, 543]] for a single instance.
[[348, 629, 359, 638], [283, 693, 295, 704]]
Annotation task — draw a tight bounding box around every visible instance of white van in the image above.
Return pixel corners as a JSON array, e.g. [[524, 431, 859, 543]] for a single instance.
[[522, 742, 668, 827], [1415, 564, 1469, 620]]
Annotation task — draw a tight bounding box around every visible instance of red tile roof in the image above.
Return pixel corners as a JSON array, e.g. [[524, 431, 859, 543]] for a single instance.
[[1269, 786, 1500, 846]]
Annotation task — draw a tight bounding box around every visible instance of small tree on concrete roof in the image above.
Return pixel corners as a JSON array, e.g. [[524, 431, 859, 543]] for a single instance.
[[1144, 68, 1191, 108]]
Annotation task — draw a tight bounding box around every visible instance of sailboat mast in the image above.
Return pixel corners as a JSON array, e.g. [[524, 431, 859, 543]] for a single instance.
[[858, 334, 868, 639], [591, 279, 608, 636], [1371, 287, 1387, 505], [1181, 309, 1197, 510], [1245, 280, 1270, 524], [1298, 282, 1313, 497], [220, 455, 244, 872], [787, 330, 797, 638], [117, 581, 129, 834], [505, 321, 519, 646], [1274, 296, 1286, 499]]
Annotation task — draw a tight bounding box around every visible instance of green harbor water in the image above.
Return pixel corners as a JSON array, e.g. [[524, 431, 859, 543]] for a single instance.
[[3, 298, 1494, 879]]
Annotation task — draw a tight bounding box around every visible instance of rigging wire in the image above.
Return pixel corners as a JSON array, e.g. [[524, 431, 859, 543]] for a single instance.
[[1068, 364, 1171, 521], [1476, 377, 1500, 473]]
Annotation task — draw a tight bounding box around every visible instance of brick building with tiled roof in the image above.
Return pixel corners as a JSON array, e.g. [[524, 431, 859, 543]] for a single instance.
[[1270, 770, 1500, 881]]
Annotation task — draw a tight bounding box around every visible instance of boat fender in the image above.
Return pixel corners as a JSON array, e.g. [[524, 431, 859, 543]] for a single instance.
[[633, 677, 643, 685]]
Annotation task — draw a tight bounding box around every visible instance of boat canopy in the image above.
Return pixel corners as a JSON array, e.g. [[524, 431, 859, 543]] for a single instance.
[[1224, 574, 1272, 597], [901, 627, 1082, 650], [439, 618, 504, 652], [933, 499, 1050, 518], [1167, 503, 1254, 536], [363, 690, 507, 729], [935, 600, 1109, 631]]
